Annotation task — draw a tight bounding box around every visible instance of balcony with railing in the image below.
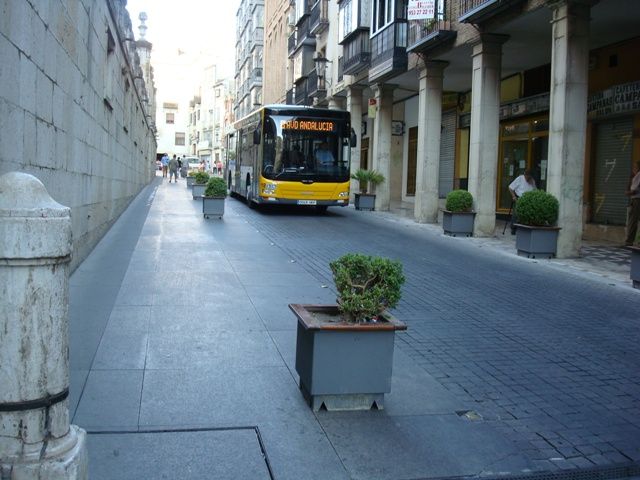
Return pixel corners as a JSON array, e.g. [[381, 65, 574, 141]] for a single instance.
[[286, 88, 294, 105], [369, 21, 408, 83], [407, 0, 456, 54], [251, 27, 264, 50], [310, 0, 329, 35], [458, 0, 525, 23], [295, 16, 315, 51], [295, 77, 312, 106], [307, 69, 326, 101], [342, 30, 371, 76], [249, 67, 263, 90]]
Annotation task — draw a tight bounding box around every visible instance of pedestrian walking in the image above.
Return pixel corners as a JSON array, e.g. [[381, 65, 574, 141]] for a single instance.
[[625, 161, 640, 246], [508, 169, 536, 234], [161, 153, 169, 178], [168, 155, 179, 183]]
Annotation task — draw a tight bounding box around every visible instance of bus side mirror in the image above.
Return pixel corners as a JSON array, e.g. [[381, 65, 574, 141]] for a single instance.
[[253, 129, 261, 145], [350, 128, 357, 148]]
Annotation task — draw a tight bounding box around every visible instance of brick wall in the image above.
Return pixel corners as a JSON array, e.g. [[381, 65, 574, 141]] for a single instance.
[[0, 0, 157, 270]]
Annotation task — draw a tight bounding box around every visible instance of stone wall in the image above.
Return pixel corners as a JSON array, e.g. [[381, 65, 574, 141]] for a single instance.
[[0, 0, 156, 270]]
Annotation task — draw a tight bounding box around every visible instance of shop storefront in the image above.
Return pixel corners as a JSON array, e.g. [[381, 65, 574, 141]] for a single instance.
[[587, 81, 640, 226]]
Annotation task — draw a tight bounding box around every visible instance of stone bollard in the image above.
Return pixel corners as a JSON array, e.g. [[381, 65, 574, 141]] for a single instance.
[[0, 172, 88, 479]]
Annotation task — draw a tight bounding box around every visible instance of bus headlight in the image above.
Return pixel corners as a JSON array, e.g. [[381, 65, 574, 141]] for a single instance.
[[263, 183, 277, 195], [338, 191, 349, 197]]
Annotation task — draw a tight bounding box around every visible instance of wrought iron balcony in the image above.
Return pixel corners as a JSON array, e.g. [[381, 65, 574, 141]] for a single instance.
[[307, 69, 326, 100], [342, 30, 370, 76], [310, 0, 329, 35], [286, 88, 294, 105], [407, 0, 456, 54], [369, 21, 408, 83], [295, 77, 313, 106], [458, 0, 525, 23]]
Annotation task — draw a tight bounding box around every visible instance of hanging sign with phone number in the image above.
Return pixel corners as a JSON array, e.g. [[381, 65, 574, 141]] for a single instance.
[[408, 0, 435, 20]]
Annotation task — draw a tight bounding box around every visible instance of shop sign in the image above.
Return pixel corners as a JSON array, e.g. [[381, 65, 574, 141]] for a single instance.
[[588, 81, 640, 119], [499, 93, 549, 120], [408, 0, 435, 20]]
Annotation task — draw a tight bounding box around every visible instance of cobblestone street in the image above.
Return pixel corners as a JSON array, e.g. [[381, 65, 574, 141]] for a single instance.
[[233, 197, 640, 471]]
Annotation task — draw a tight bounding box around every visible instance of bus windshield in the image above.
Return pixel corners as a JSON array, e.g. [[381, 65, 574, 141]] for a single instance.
[[262, 115, 351, 182]]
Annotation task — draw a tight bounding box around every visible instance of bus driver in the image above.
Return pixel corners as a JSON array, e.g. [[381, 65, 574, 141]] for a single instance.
[[314, 142, 335, 166]]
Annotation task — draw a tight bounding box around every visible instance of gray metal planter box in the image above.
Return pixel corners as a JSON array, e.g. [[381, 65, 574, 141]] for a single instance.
[[442, 210, 476, 237], [354, 193, 376, 211], [515, 224, 561, 259], [630, 246, 640, 289], [290, 304, 406, 411], [192, 183, 206, 199], [186, 176, 195, 188], [202, 196, 225, 219]]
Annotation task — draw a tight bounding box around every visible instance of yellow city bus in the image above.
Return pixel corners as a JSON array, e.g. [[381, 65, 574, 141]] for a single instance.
[[227, 105, 354, 212]]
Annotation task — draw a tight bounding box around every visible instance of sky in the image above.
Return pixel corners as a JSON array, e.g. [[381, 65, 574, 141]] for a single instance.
[[126, 0, 240, 98]]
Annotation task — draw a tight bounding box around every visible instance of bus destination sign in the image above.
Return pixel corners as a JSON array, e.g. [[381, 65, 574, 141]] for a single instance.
[[281, 119, 336, 132]]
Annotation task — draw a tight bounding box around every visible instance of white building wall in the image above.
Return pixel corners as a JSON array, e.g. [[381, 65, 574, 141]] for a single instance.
[[0, 0, 157, 270]]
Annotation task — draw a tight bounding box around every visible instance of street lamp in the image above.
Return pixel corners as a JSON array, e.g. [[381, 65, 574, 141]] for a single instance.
[[313, 52, 331, 91]]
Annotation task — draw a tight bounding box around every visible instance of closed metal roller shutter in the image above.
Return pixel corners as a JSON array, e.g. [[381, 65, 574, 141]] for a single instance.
[[439, 110, 456, 198], [592, 117, 633, 225]]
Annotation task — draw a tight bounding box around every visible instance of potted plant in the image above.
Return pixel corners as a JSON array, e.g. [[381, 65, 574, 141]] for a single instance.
[[442, 189, 475, 237], [186, 170, 197, 188], [514, 190, 561, 258], [192, 171, 210, 200], [351, 169, 384, 211], [289, 253, 406, 411], [202, 177, 227, 219]]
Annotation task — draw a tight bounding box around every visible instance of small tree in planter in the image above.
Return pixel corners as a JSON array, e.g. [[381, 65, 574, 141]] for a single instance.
[[351, 169, 384, 211], [514, 190, 560, 258], [192, 171, 210, 200], [289, 253, 406, 411], [202, 177, 227, 219], [442, 189, 475, 237]]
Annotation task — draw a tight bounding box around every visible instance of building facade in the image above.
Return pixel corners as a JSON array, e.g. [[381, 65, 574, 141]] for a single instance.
[[280, 0, 640, 256], [235, 0, 265, 120], [188, 66, 232, 170], [0, 0, 157, 270], [263, 0, 294, 104]]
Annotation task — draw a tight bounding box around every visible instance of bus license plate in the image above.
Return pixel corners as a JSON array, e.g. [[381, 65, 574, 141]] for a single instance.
[[297, 200, 317, 205]]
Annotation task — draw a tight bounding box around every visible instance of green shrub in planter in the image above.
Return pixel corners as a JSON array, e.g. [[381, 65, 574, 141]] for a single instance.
[[330, 253, 404, 323], [204, 177, 227, 197], [194, 171, 210, 184], [515, 190, 559, 226], [350, 169, 385, 194], [187, 170, 197, 177], [445, 189, 473, 212]]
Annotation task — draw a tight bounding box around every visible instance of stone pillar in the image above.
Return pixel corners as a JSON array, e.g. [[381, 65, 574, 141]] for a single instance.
[[0, 172, 88, 479], [347, 86, 364, 202], [371, 83, 395, 211], [547, 0, 592, 258], [467, 34, 508, 236], [414, 61, 448, 223]]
